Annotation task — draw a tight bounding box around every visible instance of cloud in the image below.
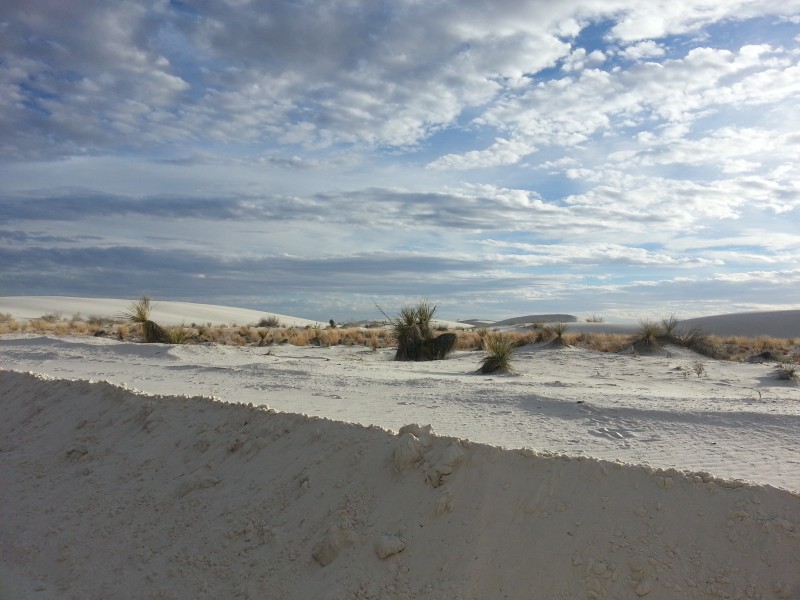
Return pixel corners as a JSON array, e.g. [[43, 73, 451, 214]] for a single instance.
[[5, 1, 798, 160], [3, 1, 800, 319]]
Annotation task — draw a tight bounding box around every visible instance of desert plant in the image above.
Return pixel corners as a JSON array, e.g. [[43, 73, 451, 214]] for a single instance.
[[638, 320, 664, 343], [164, 324, 196, 345], [122, 296, 169, 343], [692, 360, 706, 378], [379, 301, 438, 361], [548, 322, 569, 339], [660, 314, 680, 339], [257, 315, 282, 328], [775, 363, 799, 381], [479, 335, 516, 374]]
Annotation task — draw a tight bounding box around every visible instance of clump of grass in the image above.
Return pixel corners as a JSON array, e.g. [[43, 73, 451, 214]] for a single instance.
[[122, 296, 169, 343], [548, 322, 569, 340], [479, 335, 516, 374], [775, 363, 799, 381], [164, 324, 196, 345], [660, 314, 681, 340], [638, 320, 664, 344]]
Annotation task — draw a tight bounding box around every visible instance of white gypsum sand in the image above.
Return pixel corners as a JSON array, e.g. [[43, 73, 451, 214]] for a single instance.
[[0, 371, 798, 599], [1, 297, 799, 598]]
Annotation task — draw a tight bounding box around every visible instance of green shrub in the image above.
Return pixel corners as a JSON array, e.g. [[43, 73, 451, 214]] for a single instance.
[[480, 335, 516, 374]]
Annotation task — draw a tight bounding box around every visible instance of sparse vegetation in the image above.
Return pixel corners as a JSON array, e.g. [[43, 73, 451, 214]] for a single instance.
[[257, 315, 282, 328], [548, 322, 569, 340], [692, 360, 706, 378], [164, 324, 196, 345], [381, 301, 439, 361], [479, 335, 516, 374], [775, 363, 798, 381], [3, 305, 799, 368], [122, 296, 169, 343]]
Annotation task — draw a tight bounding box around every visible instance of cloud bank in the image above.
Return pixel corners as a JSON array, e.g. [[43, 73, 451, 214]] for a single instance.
[[1, 0, 799, 320]]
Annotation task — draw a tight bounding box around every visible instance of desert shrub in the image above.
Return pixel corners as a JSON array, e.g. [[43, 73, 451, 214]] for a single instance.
[[678, 327, 717, 357], [660, 314, 680, 339], [775, 363, 798, 381], [257, 316, 282, 328], [369, 331, 380, 351], [692, 360, 706, 378], [164, 325, 196, 345], [326, 328, 341, 346], [546, 322, 569, 340], [638, 320, 664, 343], [383, 301, 437, 361], [479, 335, 516, 374], [122, 296, 169, 343]]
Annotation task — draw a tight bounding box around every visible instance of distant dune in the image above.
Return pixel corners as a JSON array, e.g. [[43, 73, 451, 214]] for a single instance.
[[0, 296, 321, 328], [482, 314, 578, 327], [679, 310, 800, 339]]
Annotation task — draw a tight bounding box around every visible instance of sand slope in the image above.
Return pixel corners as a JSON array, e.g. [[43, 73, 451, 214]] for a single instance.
[[1, 371, 798, 600], [0, 296, 321, 327], [2, 334, 799, 490]]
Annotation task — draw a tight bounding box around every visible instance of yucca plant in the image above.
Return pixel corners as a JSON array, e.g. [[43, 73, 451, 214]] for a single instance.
[[550, 322, 569, 339], [660, 314, 680, 339], [123, 296, 169, 343], [480, 335, 516, 374], [379, 301, 438, 361]]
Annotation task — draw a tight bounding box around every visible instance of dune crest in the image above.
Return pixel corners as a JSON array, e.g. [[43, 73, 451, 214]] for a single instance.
[[1, 371, 798, 599]]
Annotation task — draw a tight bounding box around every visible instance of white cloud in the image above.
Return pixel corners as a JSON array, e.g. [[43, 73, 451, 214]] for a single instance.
[[427, 138, 536, 170], [3, 0, 800, 317], [619, 41, 666, 60]]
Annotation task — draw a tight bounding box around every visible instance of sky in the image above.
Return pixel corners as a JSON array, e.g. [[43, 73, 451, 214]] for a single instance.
[[1, 0, 799, 323]]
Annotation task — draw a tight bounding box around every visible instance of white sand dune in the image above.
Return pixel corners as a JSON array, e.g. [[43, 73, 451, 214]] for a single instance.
[[0, 296, 321, 328], [680, 310, 800, 339], [1, 297, 799, 598]]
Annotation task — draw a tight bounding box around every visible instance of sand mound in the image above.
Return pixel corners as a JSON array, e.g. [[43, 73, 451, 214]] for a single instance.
[[1, 370, 798, 599]]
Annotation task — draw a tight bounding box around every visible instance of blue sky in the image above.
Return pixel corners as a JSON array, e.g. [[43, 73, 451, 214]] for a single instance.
[[1, 0, 799, 322]]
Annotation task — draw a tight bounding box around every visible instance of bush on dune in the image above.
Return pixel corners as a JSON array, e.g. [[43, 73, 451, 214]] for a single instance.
[[122, 296, 170, 344], [380, 301, 458, 361]]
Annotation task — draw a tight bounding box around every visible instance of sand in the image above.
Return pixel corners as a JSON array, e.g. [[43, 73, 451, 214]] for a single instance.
[[1, 297, 799, 599]]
